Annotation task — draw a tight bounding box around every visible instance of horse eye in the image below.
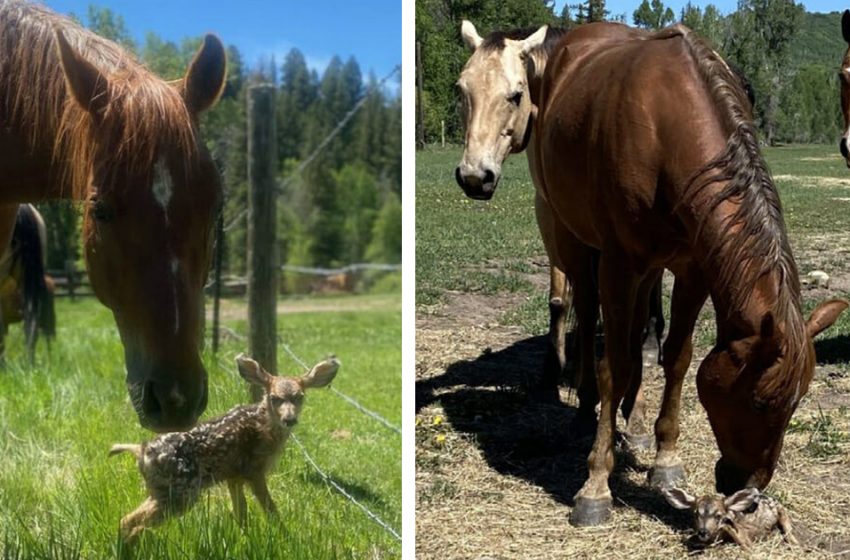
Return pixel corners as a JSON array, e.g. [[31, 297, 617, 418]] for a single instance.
[[91, 199, 112, 223], [508, 91, 522, 106]]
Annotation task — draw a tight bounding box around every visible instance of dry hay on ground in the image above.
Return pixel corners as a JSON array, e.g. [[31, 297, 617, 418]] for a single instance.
[[416, 266, 850, 559]]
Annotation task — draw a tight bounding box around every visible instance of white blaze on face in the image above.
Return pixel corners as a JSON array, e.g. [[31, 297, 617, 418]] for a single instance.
[[152, 157, 173, 222]]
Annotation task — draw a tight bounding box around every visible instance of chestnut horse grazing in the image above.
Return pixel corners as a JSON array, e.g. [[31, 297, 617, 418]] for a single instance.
[[0, 1, 226, 431], [455, 20, 663, 444], [536, 23, 847, 526], [840, 10, 850, 165]]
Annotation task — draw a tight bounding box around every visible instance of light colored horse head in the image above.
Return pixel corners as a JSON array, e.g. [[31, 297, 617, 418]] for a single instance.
[[455, 21, 548, 200]]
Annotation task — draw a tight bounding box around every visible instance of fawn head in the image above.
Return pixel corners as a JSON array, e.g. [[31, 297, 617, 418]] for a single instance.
[[235, 354, 340, 428], [663, 487, 759, 544]]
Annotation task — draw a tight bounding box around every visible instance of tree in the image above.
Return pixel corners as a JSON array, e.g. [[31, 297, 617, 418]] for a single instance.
[[633, 0, 674, 30], [86, 5, 136, 52]]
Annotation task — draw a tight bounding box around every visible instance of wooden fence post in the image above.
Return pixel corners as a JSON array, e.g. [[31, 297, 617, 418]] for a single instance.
[[416, 41, 425, 150], [247, 83, 278, 401]]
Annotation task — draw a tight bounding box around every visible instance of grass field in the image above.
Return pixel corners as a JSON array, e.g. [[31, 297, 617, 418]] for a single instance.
[[0, 292, 401, 559], [416, 144, 850, 558]]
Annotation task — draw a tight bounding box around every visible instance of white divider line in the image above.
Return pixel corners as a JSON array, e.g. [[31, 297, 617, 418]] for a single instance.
[[281, 342, 401, 435], [290, 434, 401, 542]]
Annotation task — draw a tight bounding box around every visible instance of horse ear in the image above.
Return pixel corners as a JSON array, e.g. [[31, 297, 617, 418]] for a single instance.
[[519, 25, 548, 56], [843, 10, 850, 44], [183, 34, 227, 114], [461, 20, 483, 50], [55, 29, 109, 117], [807, 298, 849, 338]]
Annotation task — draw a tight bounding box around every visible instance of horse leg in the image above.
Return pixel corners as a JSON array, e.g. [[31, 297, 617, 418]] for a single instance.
[[621, 271, 661, 451], [648, 267, 707, 490], [534, 191, 567, 404], [570, 251, 641, 526], [567, 244, 599, 438]]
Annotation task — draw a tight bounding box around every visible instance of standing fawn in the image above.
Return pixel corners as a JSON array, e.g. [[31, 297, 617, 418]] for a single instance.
[[662, 487, 798, 550], [110, 353, 340, 542]]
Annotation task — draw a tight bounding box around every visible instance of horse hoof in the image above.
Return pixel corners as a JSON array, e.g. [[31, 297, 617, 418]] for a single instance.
[[648, 464, 687, 490], [570, 497, 612, 527], [624, 433, 653, 452]]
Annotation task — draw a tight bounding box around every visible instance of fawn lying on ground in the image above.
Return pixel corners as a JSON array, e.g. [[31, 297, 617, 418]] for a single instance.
[[662, 487, 798, 550], [110, 353, 340, 542]]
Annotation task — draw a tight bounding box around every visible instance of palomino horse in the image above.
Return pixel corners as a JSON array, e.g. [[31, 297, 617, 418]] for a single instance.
[[535, 22, 847, 526], [0, 1, 226, 431], [0, 204, 56, 364], [455, 21, 663, 443], [840, 10, 850, 164]]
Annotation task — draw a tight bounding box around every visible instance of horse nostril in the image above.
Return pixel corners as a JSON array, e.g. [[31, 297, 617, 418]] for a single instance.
[[841, 138, 849, 159], [483, 169, 496, 186]]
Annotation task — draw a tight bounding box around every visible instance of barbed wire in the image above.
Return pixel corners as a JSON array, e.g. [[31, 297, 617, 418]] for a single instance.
[[281, 342, 401, 435], [223, 63, 401, 233], [290, 433, 401, 542]]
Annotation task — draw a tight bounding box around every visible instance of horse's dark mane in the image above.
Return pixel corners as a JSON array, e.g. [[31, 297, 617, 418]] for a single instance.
[[0, 0, 196, 200], [669, 26, 805, 388], [481, 26, 568, 55]]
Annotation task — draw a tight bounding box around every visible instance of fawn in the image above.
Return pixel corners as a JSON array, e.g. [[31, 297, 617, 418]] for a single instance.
[[662, 486, 798, 550], [110, 353, 339, 542]]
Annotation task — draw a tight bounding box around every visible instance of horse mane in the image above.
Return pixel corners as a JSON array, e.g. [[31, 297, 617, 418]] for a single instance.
[[0, 0, 196, 200], [667, 26, 807, 388], [480, 26, 568, 56]]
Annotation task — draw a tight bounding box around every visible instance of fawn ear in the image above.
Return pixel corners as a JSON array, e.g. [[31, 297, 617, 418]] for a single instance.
[[724, 488, 758, 512], [235, 354, 273, 388], [806, 298, 849, 338], [662, 487, 696, 510], [300, 356, 340, 389]]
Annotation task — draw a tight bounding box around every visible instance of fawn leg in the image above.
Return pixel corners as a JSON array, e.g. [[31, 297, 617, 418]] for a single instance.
[[248, 476, 278, 516], [721, 525, 752, 551], [119, 497, 168, 543], [777, 507, 799, 546], [228, 480, 247, 525]]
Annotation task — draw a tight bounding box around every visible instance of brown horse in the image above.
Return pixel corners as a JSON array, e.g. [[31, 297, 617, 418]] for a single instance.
[[0, 204, 56, 364], [840, 10, 850, 164], [535, 23, 847, 526], [0, 1, 226, 431], [455, 21, 662, 443]]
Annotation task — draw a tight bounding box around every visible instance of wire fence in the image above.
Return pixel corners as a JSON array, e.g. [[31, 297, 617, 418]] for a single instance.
[[290, 433, 401, 542]]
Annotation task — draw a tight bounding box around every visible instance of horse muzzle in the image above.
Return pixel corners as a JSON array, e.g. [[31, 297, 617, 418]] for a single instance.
[[127, 359, 208, 432], [840, 137, 850, 168], [455, 166, 499, 200]]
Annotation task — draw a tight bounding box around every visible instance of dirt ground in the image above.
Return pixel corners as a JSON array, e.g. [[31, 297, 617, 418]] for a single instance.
[[415, 252, 850, 559]]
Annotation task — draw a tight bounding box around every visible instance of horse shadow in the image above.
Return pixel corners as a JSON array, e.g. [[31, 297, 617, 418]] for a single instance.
[[814, 334, 850, 366], [416, 334, 690, 532]]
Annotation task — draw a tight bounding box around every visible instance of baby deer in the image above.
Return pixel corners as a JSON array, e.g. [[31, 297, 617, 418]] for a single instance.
[[662, 487, 798, 550], [110, 353, 339, 542]]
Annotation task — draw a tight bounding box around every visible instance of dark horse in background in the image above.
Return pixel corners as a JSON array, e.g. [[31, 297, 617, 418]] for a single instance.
[[533, 22, 846, 526], [0, 204, 56, 364], [839, 10, 850, 164], [0, 1, 226, 431]]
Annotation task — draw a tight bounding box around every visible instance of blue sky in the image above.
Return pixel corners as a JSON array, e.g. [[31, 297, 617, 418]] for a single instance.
[[44, 1, 401, 80], [553, 0, 846, 21]]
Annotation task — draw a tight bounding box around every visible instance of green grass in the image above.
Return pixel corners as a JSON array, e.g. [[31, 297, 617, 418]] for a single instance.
[[0, 294, 401, 559], [417, 144, 850, 338]]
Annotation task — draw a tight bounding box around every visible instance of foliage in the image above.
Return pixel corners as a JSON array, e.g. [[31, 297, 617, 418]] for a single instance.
[[416, 0, 846, 147]]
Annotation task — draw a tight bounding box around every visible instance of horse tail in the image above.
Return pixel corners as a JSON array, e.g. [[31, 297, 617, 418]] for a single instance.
[[12, 205, 49, 340], [109, 444, 143, 459], [40, 276, 56, 339]]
